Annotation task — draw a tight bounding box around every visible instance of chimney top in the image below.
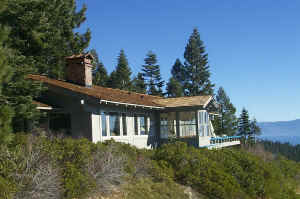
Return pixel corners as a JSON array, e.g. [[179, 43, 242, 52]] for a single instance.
[[65, 53, 94, 87], [65, 53, 94, 60]]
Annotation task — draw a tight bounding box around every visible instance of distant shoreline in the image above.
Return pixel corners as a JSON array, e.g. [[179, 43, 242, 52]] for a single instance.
[[260, 135, 300, 146]]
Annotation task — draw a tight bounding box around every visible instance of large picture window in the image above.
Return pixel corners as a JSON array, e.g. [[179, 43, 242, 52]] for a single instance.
[[160, 112, 176, 138], [179, 111, 196, 137], [109, 112, 120, 136]]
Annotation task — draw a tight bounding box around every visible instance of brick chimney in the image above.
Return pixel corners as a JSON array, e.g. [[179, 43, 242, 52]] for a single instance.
[[65, 53, 94, 87]]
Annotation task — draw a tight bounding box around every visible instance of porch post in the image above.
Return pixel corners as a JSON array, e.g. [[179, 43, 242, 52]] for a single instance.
[[195, 110, 199, 147], [91, 113, 101, 143], [155, 112, 161, 147], [176, 112, 180, 137]]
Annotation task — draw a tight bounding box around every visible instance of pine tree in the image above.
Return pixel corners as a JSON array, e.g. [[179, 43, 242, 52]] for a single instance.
[[131, 73, 146, 94], [107, 50, 132, 90], [0, 0, 91, 79], [212, 87, 237, 136], [90, 49, 108, 87], [141, 51, 165, 96], [249, 118, 261, 144], [166, 77, 183, 97], [0, 25, 14, 143], [183, 28, 214, 96], [106, 71, 117, 89], [237, 108, 251, 139], [166, 59, 185, 97], [171, 58, 185, 85]]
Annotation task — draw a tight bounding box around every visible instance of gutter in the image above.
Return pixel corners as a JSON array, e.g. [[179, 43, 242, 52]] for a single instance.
[[99, 99, 164, 109]]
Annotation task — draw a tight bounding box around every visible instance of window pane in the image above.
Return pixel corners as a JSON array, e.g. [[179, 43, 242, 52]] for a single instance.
[[179, 111, 196, 137], [122, 114, 127, 136], [101, 113, 107, 136], [206, 126, 210, 136], [201, 126, 205, 136], [160, 112, 176, 138], [140, 116, 147, 135], [199, 112, 203, 124], [109, 113, 120, 136]]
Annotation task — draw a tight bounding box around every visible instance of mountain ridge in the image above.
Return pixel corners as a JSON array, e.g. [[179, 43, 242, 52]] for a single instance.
[[259, 119, 300, 136]]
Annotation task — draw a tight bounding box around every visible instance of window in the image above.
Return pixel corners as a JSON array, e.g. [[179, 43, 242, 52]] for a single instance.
[[109, 112, 120, 136], [101, 112, 107, 136], [199, 112, 203, 124], [122, 113, 127, 136], [202, 126, 205, 136], [140, 116, 148, 135], [49, 113, 71, 135], [204, 112, 208, 124], [179, 111, 196, 137], [160, 112, 176, 138]]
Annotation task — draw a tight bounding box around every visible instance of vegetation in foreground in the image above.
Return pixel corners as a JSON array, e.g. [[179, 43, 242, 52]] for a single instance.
[[1, 133, 300, 199]]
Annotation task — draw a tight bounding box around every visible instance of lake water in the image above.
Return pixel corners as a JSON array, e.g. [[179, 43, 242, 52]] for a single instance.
[[260, 136, 300, 146]]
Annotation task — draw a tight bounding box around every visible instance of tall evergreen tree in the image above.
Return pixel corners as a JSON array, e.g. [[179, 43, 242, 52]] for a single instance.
[[183, 28, 214, 96], [131, 73, 146, 94], [0, 0, 86, 132], [0, 25, 14, 143], [166, 59, 185, 97], [106, 71, 117, 89], [107, 50, 132, 90], [249, 118, 261, 143], [171, 58, 185, 85], [166, 77, 183, 97], [237, 108, 251, 139], [212, 87, 237, 136], [141, 51, 164, 96], [0, 0, 91, 79], [90, 49, 108, 87]]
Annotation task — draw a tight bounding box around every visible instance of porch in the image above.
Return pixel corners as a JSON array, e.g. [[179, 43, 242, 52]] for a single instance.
[[159, 110, 241, 149]]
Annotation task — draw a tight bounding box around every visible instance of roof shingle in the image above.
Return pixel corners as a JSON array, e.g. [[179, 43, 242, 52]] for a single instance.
[[153, 95, 212, 108], [28, 74, 163, 107]]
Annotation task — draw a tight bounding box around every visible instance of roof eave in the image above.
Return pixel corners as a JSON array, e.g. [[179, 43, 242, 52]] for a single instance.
[[99, 99, 164, 109]]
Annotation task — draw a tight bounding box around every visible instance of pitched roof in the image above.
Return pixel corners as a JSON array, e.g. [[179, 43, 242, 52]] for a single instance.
[[28, 75, 163, 108], [153, 95, 212, 108]]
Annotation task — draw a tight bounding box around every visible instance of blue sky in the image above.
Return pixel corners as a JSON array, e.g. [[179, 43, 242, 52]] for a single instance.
[[76, 0, 300, 122]]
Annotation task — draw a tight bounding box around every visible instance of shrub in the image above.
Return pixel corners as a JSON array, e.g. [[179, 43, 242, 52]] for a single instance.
[[13, 145, 62, 199], [124, 178, 189, 199], [0, 135, 62, 199], [87, 143, 127, 196], [52, 137, 95, 199]]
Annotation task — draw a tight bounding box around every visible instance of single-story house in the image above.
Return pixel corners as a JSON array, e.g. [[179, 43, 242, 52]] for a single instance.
[[29, 53, 240, 149]]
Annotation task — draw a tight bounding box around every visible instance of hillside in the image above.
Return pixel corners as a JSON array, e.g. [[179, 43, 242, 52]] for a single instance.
[[1, 134, 300, 199]]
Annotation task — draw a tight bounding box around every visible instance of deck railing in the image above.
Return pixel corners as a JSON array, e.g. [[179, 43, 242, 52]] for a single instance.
[[208, 136, 241, 148]]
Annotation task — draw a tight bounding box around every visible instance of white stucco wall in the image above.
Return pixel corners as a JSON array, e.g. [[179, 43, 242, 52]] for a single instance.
[[89, 106, 157, 149]]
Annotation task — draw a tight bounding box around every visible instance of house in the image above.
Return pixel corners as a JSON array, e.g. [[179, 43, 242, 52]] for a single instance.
[[29, 53, 240, 149]]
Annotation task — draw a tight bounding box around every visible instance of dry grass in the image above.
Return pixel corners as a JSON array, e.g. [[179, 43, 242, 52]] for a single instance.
[[10, 135, 62, 199], [87, 145, 127, 197]]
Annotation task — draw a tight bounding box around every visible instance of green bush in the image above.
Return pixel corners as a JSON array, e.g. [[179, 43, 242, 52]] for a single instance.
[[1, 135, 300, 199], [152, 142, 300, 199], [124, 178, 190, 199]]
